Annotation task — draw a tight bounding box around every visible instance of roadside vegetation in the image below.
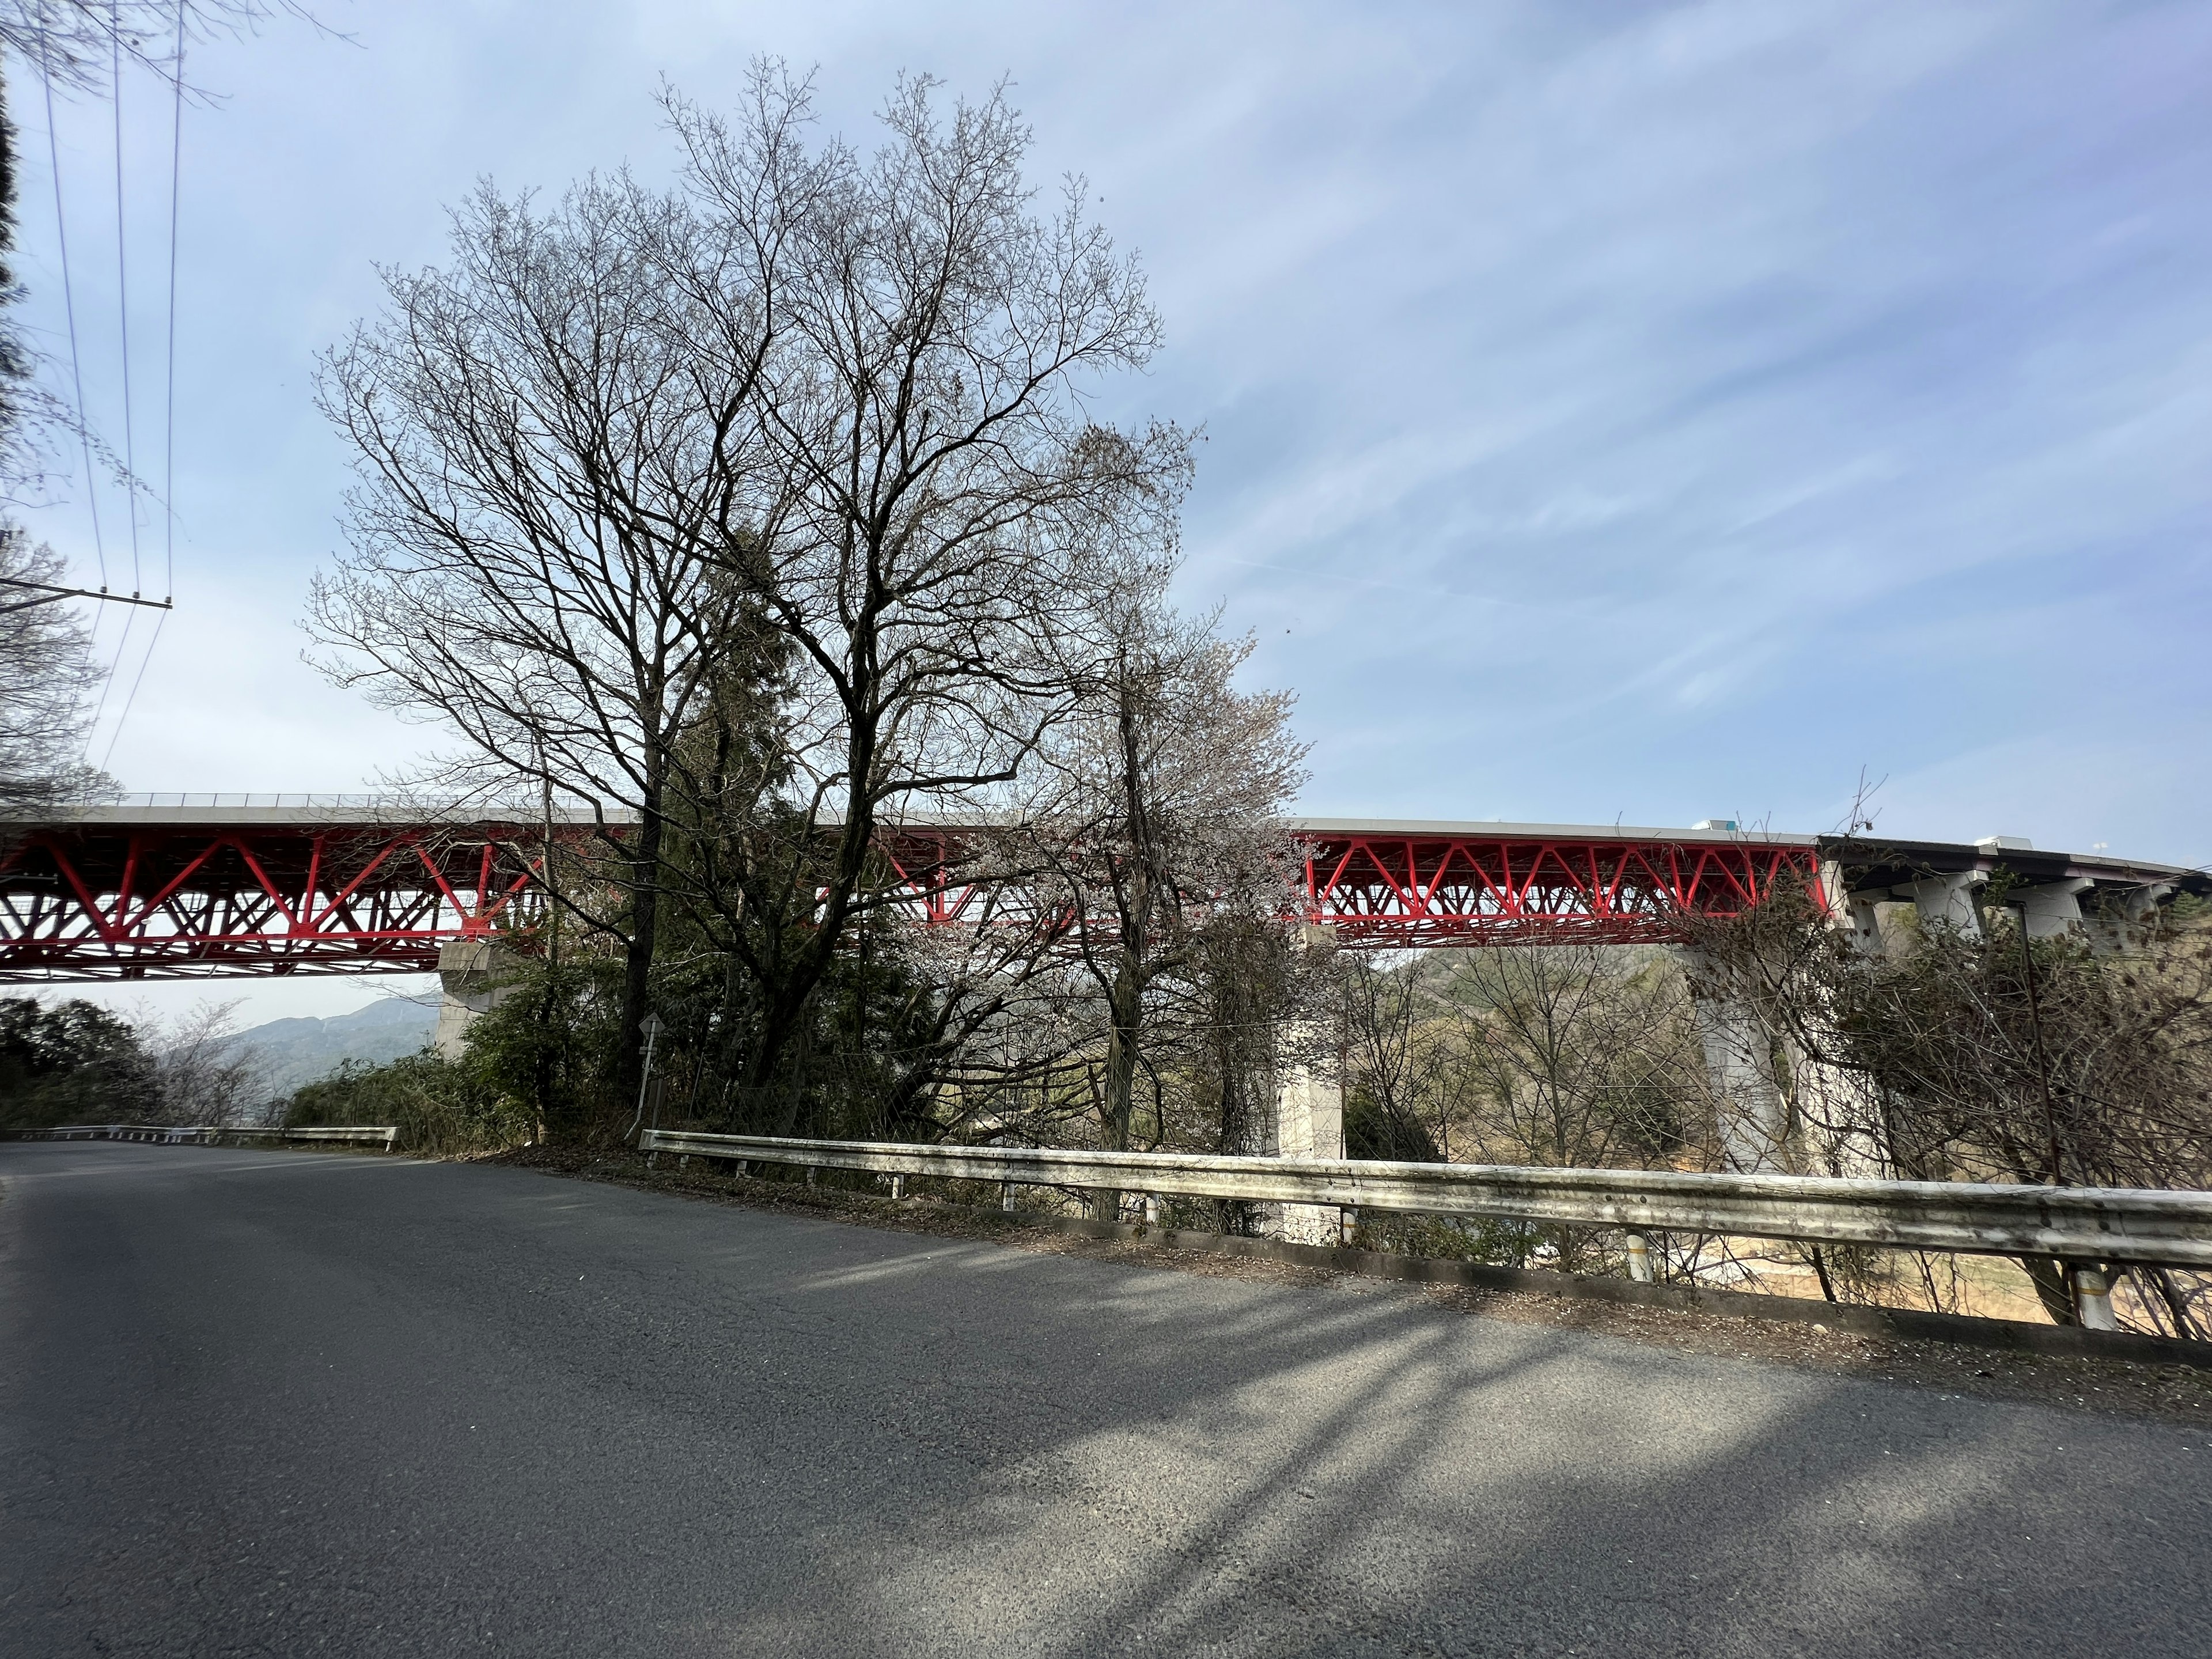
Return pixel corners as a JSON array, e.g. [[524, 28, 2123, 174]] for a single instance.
[[0, 994, 279, 1131]]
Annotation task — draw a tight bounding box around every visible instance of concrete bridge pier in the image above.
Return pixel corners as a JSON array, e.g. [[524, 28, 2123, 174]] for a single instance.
[[1673, 948, 1791, 1173], [1269, 1035, 1345, 1245], [433, 938, 524, 1059], [1691, 993, 1791, 1172], [1902, 869, 1986, 937]]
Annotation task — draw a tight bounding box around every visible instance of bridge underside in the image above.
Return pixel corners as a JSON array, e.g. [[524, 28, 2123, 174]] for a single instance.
[[0, 817, 546, 980], [0, 809, 2190, 982]]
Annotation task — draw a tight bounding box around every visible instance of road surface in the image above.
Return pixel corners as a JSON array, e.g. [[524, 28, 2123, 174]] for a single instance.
[[2, 1141, 2206, 1657]]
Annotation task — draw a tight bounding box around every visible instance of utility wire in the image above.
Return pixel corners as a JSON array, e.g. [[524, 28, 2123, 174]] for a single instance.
[[100, 607, 166, 774], [82, 601, 134, 757], [110, 2, 141, 596], [39, 24, 107, 593], [89, 4, 190, 776], [162, 0, 183, 602]]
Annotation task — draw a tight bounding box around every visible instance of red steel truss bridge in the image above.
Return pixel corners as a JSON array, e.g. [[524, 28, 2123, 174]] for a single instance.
[[0, 802, 2194, 981]]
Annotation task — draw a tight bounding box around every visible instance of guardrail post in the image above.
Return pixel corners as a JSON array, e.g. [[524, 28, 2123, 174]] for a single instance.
[[2074, 1266, 2119, 1331], [1626, 1233, 1654, 1282], [1001, 1180, 1016, 1213], [734, 1160, 748, 1180], [1339, 1205, 1358, 1247], [891, 1173, 906, 1200], [1143, 1192, 1160, 1226]]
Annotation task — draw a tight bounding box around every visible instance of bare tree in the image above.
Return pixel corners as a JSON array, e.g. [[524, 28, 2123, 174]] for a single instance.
[[1692, 878, 2212, 1328], [0, 529, 113, 812], [1342, 953, 1463, 1160], [1020, 545, 1306, 1213], [0, 5, 324, 491], [143, 997, 268, 1126], [660, 69, 1191, 1119], [313, 70, 1201, 1132], [306, 169, 779, 1114], [0, 3, 309, 94], [1444, 944, 1706, 1172]]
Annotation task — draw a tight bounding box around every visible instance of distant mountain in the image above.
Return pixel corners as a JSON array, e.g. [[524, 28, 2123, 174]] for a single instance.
[[233, 997, 440, 1096]]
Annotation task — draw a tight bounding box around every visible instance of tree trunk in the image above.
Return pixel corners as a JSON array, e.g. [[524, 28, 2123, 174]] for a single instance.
[[613, 802, 665, 1131], [753, 698, 885, 1135], [2019, 1254, 2078, 1325], [1096, 958, 1143, 1222]]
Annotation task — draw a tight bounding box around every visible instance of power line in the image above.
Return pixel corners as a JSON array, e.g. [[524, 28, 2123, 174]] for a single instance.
[[109, 2, 141, 596], [81, 601, 134, 759], [100, 607, 167, 775], [39, 25, 107, 593], [162, 0, 183, 602]]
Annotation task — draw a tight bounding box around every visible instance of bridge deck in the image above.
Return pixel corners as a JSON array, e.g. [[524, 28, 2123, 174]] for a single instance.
[[1, 807, 2194, 980]]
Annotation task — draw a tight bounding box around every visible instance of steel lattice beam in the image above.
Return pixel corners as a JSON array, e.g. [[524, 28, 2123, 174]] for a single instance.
[[5, 809, 2190, 982], [0, 819, 548, 980], [1292, 831, 1819, 946]]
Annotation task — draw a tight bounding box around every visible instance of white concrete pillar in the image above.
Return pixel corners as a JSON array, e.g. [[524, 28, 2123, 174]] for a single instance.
[[1848, 897, 1921, 957], [1903, 871, 1985, 938], [2122, 881, 2175, 924], [433, 938, 524, 1059], [2017, 878, 2092, 940], [1675, 950, 1791, 1173], [1275, 1058, 1344, 1161], [1272, 1030, 1345, 1246], [1625, 1233, 1654, 1282]]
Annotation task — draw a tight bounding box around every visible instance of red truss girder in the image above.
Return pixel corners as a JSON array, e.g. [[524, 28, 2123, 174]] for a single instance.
[[0, 823, 547, 980], [1292, 833, 1821, 948], [1, 819, 1823, 980], [866, 828, 1820, 948]]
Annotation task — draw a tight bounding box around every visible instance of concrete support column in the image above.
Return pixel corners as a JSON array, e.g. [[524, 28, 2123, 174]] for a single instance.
[[1847, 897, 1921, 957], [1676, 949, 1790, 1173], [434, 938, 524, 1059], [2017, 878, 2093, 940], [1903, 872, 1985, 938], [1271, 1028, 1345, 1246]]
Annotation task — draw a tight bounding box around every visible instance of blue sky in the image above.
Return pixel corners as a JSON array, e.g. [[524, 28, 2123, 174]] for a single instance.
[[16, 1, 2210, 1021]]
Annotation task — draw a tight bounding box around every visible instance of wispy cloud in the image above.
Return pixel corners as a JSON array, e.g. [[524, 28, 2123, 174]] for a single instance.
[[16, 0, 2206, 880]]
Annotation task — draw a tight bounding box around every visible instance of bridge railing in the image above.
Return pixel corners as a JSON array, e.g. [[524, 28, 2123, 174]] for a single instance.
[[638, 1129, 2212, 1269], [3, 1123, 400, 1150]]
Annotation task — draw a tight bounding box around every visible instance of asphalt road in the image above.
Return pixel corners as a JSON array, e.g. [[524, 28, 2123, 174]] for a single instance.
[[2, 1142, 2206, 1658]]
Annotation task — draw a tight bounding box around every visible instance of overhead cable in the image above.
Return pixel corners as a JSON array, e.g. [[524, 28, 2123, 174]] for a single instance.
[[162, 0, 183, 602], [109, 1, 141, 596], [38, 21, 107, 593], [100, 607, 166, 774]]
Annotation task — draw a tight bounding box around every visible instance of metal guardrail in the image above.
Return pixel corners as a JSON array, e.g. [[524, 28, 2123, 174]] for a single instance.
[[639, 1130, 2212, 1268], [2, 1123, 400, 1150]]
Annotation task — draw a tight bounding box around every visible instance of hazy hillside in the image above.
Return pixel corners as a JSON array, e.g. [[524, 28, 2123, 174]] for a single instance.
[[234, 998, 438, 1096]]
